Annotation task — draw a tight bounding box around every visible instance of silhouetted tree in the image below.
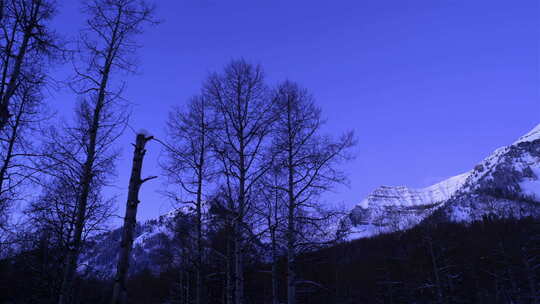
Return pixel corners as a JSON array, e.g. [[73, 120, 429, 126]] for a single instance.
[[204, 59, 276, 304], [270, 81, 354, 304], [111, 132, 156, 304], [0, 0, 59, 132], [162, 94, 216, 304], [55, 0, 155, 303]]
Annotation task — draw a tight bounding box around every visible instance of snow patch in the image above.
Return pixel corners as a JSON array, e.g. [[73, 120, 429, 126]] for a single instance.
[[138, 129, 152, 137]]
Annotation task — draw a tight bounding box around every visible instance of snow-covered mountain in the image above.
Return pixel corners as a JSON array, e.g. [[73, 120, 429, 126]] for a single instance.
[[80, 208, 181, 277], [81, 124, 540, 275], [80, 201, 267, 277], [342, 123, 540, 239]]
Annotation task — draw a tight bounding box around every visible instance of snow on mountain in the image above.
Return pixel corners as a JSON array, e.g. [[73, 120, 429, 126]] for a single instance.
[[81, 123, 540, 275], [80, 209, 180, 277], [343, 123, 540, 239], [80, 200, 268, 277], [514, 123, 540, 145], [357, 172, 469, 209]]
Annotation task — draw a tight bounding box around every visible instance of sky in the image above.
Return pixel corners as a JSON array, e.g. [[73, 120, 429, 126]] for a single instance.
[[46, 0, 539, 224]]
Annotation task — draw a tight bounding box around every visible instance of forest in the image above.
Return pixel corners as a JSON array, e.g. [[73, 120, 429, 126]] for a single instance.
[[0, 0, 538, 304], [2, 216, 539, 303]]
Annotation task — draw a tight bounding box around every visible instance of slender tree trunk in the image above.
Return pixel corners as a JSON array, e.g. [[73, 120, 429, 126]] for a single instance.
[[195, 153, 204, 304], [195, 108, 206, 303], [271, 226, 279, 304], [57, 102, 102, 304], [234, 221, 244, 304], [235, 131, 246, 304], [58, 39, 115, 304], [111, 133, 154, 304], [226, 221, 235, 304], [0, 97, 25, 196], [427, 237, 444, 304], [286, 96, 296, 304], [286, 203, 296, 304], [56, 1, 152, 301]]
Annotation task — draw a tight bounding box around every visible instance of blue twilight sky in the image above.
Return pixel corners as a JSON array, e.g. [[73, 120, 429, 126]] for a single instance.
[[47, 0, 539, 224]]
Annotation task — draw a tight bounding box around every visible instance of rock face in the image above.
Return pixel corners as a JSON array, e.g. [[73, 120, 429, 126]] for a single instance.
[[343, 123, 540, 239]]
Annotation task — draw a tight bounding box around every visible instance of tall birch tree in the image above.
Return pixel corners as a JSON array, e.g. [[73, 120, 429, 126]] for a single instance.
[[271, 81, 355, 304], [204, 59, 276, 304], [56, 1, 155, 303]]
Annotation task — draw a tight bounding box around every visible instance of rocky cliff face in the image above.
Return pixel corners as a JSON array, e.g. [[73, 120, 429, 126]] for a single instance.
[[342, 124, 540, 239]]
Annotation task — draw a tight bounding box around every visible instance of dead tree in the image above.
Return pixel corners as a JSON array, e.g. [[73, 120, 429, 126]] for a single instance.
[[0, 75, 47, 234], [204, 59, 276, 304], [111, 132, 156, 304], [57, 1, 155, 303], [271, 81, 355, 304]]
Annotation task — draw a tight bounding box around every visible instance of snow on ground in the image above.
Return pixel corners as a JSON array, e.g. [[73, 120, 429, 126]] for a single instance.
[[138, 129, 152, 137]]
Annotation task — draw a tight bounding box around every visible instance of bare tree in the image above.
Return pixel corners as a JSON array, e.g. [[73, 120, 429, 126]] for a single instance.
[[204, 59, 276, 304], [111, 132, 155, 304], [16, 174, 113, 302], [271, 81, 355, 304], [0, 72, 47, 238], [0, 0, 59, 131], [54, 1, 155, 303], [162, 94, 215, 304], [255, 166, 287, 304], [25, 173, 114, 259], [0, 0, 60, 241]]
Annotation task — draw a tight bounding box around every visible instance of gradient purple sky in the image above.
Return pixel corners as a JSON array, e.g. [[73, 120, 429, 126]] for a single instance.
[[48, 0, 539, 224]]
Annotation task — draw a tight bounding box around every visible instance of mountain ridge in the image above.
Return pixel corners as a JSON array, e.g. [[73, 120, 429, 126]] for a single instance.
[[82, 123, 540, 275], [343, 123, 540, 238]]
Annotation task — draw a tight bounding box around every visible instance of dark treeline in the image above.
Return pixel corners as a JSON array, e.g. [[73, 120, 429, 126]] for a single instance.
[[2, 217, 538, 303]]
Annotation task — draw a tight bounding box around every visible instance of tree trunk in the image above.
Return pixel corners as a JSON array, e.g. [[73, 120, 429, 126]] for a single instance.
[[271, 227, 279, 304], [427, 237, 444, 304], [57, 55, 111, 304], [0, 97, 25, 200], [195, 161, 204, 304], [110, 133, 154, 304], [235, 130, 246, 304], [286, 213, 296, 304], [234, 221, 244, 304], [57, 11, 121, 303], [286, 96, 296, 304], [226, 222, 235, 304]]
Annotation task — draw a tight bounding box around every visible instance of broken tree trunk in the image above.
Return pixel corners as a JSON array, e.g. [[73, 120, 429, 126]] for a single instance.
[[111, 133, 156, 304]]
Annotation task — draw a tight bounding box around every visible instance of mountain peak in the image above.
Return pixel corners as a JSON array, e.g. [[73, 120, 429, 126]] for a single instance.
[[345, 122, 540, 239]]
